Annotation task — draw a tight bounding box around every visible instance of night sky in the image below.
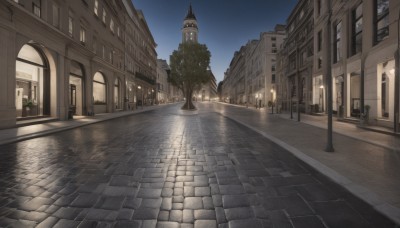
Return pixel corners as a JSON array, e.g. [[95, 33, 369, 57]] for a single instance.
[[131, 0, 298, 83]]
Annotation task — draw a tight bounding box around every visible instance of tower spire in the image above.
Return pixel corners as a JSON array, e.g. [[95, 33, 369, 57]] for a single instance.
[[185, 3, 196, 20]]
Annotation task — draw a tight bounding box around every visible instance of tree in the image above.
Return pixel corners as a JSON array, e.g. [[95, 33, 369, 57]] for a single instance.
[[217, 81, 223, 101], [169, 42, 211, 110]]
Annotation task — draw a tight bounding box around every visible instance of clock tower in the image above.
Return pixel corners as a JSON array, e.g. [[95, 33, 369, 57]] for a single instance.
[[182, 4, 198, 43]]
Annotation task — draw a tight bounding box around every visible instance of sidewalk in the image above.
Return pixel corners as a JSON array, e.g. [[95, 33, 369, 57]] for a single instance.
[[0, 104, 164, 146], [213, 102, 400, 225]]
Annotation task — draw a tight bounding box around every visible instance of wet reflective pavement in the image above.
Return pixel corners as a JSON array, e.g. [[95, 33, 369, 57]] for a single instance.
[[0, 103, 396, 227]]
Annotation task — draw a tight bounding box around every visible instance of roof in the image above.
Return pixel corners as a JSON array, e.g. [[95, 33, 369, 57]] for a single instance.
[[185, 4, 196, 20]]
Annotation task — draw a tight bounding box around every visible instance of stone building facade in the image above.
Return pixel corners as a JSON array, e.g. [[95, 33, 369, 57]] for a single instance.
[[0, 0, 157, 129], [312, 0, 399, 129], [222, 26, 285, 107]]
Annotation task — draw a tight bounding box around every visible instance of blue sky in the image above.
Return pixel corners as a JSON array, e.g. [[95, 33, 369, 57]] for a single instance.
[[131, 0, 298, 83]]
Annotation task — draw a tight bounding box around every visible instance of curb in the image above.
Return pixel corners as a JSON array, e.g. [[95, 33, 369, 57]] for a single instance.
[[218, 112, 400, 226]]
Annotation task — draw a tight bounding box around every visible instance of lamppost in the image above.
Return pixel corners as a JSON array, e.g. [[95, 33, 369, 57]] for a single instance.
[[270, 88, 274, 114], [325, 0, 334, 152], [138, 85, 143, 109]]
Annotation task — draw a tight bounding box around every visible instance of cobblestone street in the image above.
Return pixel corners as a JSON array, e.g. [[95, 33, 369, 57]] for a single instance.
[[0, 104, 396, 227]]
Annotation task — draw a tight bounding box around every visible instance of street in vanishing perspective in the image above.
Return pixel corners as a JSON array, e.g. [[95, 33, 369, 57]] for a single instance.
[[0, 103, 397, 227]]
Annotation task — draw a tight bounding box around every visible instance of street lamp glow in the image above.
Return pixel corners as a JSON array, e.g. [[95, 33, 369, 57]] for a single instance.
[[138, 86, 141, 89], [320, 85, 324, 89]]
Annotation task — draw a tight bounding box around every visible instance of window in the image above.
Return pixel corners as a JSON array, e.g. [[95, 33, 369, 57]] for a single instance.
[[317, 30, 322, 52], [94, 0, 99, 16], [271, 37, 276, 41], [271, 65, 276, 71], [32, 0, 41, 17], [80, 27, 86, 45], [68, 13, 74, 37], [334, 21, 342, 63], [375, 0, 389, 43], [317, 0, 321, 16], [102, 8, 107, 24], [272, 74, 276, 83], [52, 3, 60, 28], [110, 19, 115, 33], [93, 72, 106, 104], [352, 4, 362, 55]]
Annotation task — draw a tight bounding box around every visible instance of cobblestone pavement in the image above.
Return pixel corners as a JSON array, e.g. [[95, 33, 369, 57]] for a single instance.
[[0, 104, 396, 227]]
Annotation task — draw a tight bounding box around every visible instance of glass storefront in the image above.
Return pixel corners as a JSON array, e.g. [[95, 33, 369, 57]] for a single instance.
[[16, 44, 49, 118], [114, 78, 121, 109]]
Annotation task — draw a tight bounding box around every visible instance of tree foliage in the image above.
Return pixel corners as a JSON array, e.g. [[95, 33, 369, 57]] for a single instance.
[[169, 42, 211, 110]]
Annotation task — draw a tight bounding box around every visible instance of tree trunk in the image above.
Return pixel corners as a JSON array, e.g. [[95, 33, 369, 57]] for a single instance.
[[182, 89, 196, 110]]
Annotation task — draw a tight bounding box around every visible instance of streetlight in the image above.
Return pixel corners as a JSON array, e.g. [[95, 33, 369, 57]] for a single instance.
[[138, 85, 143, 109], [270, 88, 274, 114]]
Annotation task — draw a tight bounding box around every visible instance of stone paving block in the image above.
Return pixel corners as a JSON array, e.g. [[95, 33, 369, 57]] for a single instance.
[[184, 197, 203, 209], [202, 196, 214, 209], [35, 216, 59, 228], [265, 210, 292, 228], [116, 208, 134, 220], [172, 203, 183, 210], [212, 195, 223, 207], [123, 197, 142, 209], [169, 210, 183, 222], [95, 196, 125, 210], [137, 188, 162, 198], [194, 209, 216, 220], [219, 185, 245, 195], [85, 209, 119, 221], [173, 187, 183, 196], [70, 194, 100, 208], [114, 220, 142, 228], [176, 176, 194, 182], [215, 207, 227, 224], [19, 197, 55, 211], [53, 219, 81, 228], [103, 186, 138, 197], [222, 195, 250, 208], [161, 197, 172, 210], [194, 220, 217, 228], [182, 209, 194, 223], [173, 196, 184, 203], [180, 223, 194, 228], [141, 198, 163, 208], [132, 206, 160, 220], [53, 207, 82, 220], [164, 182, 174, 188], [184, 186, 194, 197], [291, 215, 326, 228], [224, 207, 254, 220], [142, 219, 157, 228], [195, 187, 210, 197], [156, 221, 180, 228], [228, 219, 263, 228], [158, 210, 170, 221]]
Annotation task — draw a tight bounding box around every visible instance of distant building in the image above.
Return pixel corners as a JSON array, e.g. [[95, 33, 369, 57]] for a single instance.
[[222, 25, 285, 107]]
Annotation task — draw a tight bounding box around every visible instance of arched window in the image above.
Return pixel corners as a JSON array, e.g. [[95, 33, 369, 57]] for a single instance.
[[16, 44, 49, 118], [93, 72, 106, 104]]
